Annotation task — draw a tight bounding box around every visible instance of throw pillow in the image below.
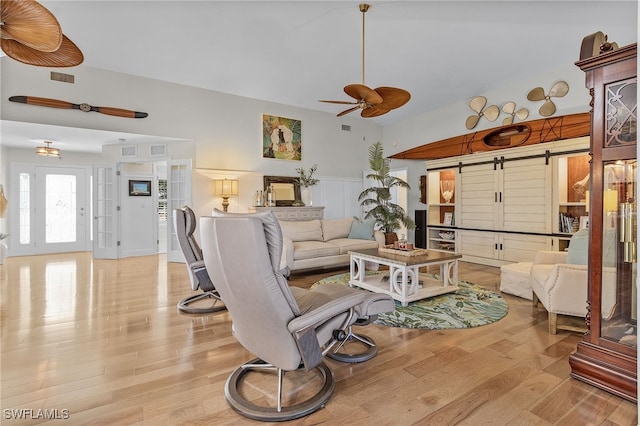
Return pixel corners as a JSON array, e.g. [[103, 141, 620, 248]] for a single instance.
[[567, 228, 589, 265], [348, 217, 376, 240], [321, 218, 353, 241]]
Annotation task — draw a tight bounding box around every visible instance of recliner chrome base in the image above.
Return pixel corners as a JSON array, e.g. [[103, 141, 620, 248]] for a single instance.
[[327, 320, 378, 363], [177, 290, 226, 314], [225, 358, 334, 422]]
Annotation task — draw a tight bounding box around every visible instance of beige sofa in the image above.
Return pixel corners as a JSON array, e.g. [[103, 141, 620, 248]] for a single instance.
[[279, 218, 384, 272]]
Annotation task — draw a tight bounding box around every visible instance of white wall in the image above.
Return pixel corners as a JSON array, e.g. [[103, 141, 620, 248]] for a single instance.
[[1, 59, 384, 243], [1, 59, 383, 178], [120, 162, 157, 257]]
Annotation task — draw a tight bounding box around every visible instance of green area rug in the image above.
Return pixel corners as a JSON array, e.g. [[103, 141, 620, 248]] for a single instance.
[[311, 271, 508, 330]]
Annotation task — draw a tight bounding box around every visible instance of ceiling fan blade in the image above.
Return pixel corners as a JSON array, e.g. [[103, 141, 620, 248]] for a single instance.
[[502, 116, 514, 126], [549, 81, 569, 98], [9, 95, 148, 118], [484, 105, 500, 122], [337, 105, 361, 117], [0, 0, 62, 52], [527, 87, 546, 102], [344, 84, 383, 104], [319, 99, 359, 105], [1, 34, 83, 67], [373, 87, 411, 110], [465, 114, 480, 130], [361, 105, 392, 118], [469, 96, 487, 114]]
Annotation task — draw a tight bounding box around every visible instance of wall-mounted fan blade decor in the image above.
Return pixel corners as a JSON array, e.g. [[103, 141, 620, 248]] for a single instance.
[[319, 3, 410, 118], [501, 101, 529, 125], [9, 96, 149, 118], [527, 81, 569, 117], [465, 96, 499, 129], [0, 0, 83, 67]]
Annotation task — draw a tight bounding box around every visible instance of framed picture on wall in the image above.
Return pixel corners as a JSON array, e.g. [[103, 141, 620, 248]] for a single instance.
[[129, 180, 152, 196], [262, 114, 302, 161]]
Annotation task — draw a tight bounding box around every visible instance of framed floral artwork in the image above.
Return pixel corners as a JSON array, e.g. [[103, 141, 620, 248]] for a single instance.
[[262, 114, 302, 161]]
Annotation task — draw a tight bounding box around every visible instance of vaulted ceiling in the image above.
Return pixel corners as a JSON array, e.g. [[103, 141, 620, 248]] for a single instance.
[[2, 1, 637, 153]]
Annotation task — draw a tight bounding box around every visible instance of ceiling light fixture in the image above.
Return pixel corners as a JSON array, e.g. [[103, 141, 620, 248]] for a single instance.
[[36, 141, 60, 158]]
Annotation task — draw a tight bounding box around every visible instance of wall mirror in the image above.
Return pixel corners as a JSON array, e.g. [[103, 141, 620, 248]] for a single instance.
[[263, 176, 301, 206]]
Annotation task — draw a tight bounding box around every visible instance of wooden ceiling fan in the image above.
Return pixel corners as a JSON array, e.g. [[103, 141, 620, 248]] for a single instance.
[[320, 3, 410, 118], [0, 0, 83, 67]]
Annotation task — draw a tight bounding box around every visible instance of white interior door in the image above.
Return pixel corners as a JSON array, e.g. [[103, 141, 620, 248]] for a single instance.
[[166, 159, 192, 262], [93, 163, 120, 259]]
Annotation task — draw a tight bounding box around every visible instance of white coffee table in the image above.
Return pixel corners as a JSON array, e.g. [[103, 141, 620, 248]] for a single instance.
[[349, 248, 462, 306]]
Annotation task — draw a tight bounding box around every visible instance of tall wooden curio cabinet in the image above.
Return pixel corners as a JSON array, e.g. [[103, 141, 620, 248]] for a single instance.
[[570, 41, 637, 402]]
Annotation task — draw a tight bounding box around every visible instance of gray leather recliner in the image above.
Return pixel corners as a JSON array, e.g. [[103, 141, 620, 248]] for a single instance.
[[173, 206, 225, 314], [200, 212, 394, 421]]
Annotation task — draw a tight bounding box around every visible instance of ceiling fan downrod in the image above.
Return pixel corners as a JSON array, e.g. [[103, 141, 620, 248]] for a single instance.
[[360, 3, 369, 85]]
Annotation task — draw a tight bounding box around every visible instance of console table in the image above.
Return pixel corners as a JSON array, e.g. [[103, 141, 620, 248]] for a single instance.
[[253, 206, 324, 221]]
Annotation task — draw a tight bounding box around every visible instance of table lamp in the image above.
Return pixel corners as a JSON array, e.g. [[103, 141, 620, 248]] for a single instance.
[[213, 178, 238, 212]]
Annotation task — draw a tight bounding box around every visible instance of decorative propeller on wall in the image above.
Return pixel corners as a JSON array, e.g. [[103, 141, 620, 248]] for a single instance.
[[0, 0, 83, 67], [319, 3, 410, 118], [501, 101, 529, 125], [465, 96, 499, 130], [9, 95, 149, 118], [527, 81, 569, 117]]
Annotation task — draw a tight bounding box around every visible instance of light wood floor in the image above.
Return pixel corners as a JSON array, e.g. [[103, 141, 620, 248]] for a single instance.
[[1, 252, 637, 425]]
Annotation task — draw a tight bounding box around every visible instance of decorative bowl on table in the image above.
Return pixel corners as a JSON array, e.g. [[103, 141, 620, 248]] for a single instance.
[[438, 231, 455, 240]]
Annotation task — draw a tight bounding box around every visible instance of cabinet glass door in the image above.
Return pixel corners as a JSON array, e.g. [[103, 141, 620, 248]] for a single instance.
[[600, 159, 637, 348]]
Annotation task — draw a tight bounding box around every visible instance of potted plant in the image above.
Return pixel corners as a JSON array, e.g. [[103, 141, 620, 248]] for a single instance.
[[295, 164, 319, 206], [359, 142, 415, 244]]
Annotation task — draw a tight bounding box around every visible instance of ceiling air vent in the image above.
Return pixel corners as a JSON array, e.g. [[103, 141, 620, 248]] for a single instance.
[[341, 124, 351, 131], [149, 144, 167, 157], [50, 71, 74, 84], [121, 146, 137, 157]]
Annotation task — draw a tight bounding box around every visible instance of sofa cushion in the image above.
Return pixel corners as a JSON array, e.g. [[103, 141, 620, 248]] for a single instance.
[[567, 229, 588, 265], [293, 241, 340, 260], [348, 217, 376, 240], [326, 238, 379, 254], [321, 218, 353, 241], [279, 219, 322, 242]]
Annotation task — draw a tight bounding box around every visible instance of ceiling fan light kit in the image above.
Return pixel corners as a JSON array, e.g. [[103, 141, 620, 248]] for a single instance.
[[319, 3, 410, 118], [0, 0, 84, 67]]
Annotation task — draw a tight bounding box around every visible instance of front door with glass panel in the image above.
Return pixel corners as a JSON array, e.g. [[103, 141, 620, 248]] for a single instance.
[[11, 165, 88, 256]]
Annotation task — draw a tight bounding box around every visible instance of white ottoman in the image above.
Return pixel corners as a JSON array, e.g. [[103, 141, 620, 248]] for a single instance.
[[500, 262, 533, 300]]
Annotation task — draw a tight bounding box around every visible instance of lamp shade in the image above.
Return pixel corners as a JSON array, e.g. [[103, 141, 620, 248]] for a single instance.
[[213, 179, 238, 197]]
